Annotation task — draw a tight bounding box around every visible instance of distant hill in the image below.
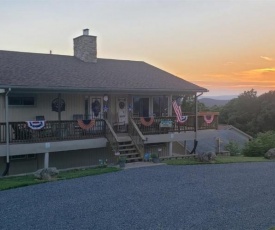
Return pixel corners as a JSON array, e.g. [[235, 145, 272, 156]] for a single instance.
[[199, 98, 229, 107], [201, 95, 238, 100]]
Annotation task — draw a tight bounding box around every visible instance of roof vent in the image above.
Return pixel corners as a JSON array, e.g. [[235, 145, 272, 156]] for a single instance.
[[83, 29, 89, 35]]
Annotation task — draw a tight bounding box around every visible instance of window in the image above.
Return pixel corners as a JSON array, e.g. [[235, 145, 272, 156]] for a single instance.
[[133, 97, 149, 117], [8, 96, 35, 106], [10, 154, 36, 161], [153, 96, 168, 117]]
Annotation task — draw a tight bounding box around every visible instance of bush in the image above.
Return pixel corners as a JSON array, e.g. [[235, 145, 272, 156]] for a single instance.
[[224, 141, 240, 156], [242, 131, 275, 157]]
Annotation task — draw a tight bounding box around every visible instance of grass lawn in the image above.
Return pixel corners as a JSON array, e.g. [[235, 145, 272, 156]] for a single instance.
[[0, 167, 120, 191], [164, 155, 272, 165]]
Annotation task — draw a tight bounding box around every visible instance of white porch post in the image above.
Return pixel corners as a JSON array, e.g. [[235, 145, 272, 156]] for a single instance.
[[168, 95, 172, 116], [169, 142, 173, 156], [44, 142, 51, 169], [5, 89, 10, 165], [44, 152, 49, 169], [195, 94, 198, 140]]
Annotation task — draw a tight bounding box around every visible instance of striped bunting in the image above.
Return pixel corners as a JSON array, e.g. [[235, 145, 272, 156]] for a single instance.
[[26, 121, 46, 130], [204, 114, 214, 124], [140, 117, 154, 126], [77, 119, 96, 130]]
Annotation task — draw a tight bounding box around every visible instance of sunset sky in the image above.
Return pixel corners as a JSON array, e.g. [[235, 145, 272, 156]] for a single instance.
[[1, 0, 275, 96]]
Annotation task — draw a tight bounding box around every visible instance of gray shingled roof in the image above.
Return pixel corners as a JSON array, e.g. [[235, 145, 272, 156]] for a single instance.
[[0, 50, 207, 93]]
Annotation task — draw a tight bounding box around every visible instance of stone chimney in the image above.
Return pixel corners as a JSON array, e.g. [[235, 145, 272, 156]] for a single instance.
[[73, 29, 97, 63]]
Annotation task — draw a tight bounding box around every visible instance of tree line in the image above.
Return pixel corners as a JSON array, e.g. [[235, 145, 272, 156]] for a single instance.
[[202, 89, 275, 137]]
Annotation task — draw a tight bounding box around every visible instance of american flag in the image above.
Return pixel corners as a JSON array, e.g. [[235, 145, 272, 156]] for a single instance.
[[172, 98, 188, 124]]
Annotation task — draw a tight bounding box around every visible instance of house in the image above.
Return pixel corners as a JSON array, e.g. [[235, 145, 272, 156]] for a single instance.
[[0, 29, 219, 175]]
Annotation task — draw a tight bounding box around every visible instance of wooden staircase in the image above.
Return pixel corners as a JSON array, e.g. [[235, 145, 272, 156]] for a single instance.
[[118, 140, 143, 163]]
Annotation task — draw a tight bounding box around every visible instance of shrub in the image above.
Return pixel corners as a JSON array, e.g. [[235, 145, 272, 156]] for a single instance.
[[242, 131, 275, 157], [224, 141, 240, 156]]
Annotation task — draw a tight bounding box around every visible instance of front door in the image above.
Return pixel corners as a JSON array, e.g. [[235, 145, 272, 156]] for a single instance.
[[117, 97, 128, 124]]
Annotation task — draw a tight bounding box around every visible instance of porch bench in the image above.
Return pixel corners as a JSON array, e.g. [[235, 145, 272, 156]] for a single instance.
[[11, 124, 32, 140]]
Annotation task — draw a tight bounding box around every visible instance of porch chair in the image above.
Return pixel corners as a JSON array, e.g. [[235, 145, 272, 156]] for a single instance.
[[35, 115, 53, 137], [73, 114, 84, 136], [113, 115, 127, 133], [11, 123, 32, 140]]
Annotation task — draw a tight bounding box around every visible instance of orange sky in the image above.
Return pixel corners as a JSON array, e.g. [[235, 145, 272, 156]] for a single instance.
[[1, 0, 275, 96]]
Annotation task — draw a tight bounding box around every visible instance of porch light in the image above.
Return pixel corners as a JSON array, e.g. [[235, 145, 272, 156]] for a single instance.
[[103, 95, 108, 101]]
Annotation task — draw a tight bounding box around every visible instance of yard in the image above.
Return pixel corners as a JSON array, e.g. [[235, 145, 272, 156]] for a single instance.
[[0, 155, 273, 191], [1, 162, 275, 229]]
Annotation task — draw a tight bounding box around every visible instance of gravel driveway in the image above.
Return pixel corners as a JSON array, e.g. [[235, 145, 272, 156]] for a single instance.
[[1, 162, 275, 230]]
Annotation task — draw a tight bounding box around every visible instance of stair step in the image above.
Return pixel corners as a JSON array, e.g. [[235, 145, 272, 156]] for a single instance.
[[126, 157, 143, 163], [119, 148, 136, 152], [119, 142, 134, 146], [120, 152, 139, 157], [118, 141, 132, 145]]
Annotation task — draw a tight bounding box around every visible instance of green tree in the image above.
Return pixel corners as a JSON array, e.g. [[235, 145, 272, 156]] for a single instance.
[[242, 131, 275, 157], [255, 91, 275, 133], [220, 89, 259, 136]]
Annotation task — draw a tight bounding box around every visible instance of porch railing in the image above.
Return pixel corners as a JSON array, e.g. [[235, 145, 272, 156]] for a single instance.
[[132, 113, 219, 135], [0, 119, 106, 144], [104, 119, 119, 153], [128, 117, 146, 159]]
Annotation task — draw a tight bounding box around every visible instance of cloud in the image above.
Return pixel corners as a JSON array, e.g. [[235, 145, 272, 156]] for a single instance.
[[260, 56, 273, 61], [188, 67, 275, 94], [224, 62, 234, 66], [236, 67, 275, 78]]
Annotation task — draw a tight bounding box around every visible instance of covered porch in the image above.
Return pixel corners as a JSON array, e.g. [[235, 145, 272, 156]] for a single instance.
[[0, 90, 219, 175]]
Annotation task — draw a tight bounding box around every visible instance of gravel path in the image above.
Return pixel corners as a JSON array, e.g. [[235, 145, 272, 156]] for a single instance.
[[1, 162, 275, 230]]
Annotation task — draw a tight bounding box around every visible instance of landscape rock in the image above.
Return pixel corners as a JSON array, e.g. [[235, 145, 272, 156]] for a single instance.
[[264, 148, 275, 159], [197, 151, 216, 162], [34, 167, 59, 180]]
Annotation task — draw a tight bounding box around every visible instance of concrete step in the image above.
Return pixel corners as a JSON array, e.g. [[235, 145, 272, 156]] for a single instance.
[[126, 157, 143, 163]]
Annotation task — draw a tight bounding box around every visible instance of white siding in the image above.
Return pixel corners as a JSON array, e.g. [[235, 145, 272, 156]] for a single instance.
[[3, 93, 86, 122]]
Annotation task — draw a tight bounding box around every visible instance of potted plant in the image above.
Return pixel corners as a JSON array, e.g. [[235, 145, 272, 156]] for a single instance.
[[151, 153, 160, 163], [118, 156, 126, 168], [98, 159, 108, 168]]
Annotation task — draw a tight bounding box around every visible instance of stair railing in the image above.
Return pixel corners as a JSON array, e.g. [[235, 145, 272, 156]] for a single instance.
[[104, 119, 119, 153], [128, 117, 146, 159]]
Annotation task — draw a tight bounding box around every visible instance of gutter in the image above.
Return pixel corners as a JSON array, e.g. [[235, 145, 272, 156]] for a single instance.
[[0, 85, 208, 94], [190, 92, 204, 154], [2, 88, 11, 176]]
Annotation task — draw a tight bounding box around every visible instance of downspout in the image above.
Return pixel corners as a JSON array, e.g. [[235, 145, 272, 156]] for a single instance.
[[2, 88, 11, 176], [190, 92, 203, 154]]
